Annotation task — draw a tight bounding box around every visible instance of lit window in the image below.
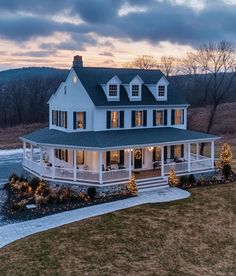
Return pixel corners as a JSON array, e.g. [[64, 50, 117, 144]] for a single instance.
[[110, 150, 120, 163], [131, 85, 139, 97], [174, 145, 182, 158], [76, 150, 84, 165], [52, 110, 58, 125], [55, 149, 68, 162], [158, 86, 165, 97], [111, 111, 119, 128], [73, 75, 77, 84], [109, 85, 118, 97], [156, 111, 164, 125], [61, 111, 67, 128], [135, 111, 143, 127], [174, 109, 184, 125], [77, 112, 85, 129]]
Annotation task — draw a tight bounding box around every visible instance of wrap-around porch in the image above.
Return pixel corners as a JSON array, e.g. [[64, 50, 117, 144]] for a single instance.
[[23, 141, 215, 185]]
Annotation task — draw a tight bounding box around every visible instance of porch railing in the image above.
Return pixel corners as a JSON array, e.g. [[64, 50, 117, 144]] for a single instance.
[[164, 161, 188, 175], [102, 169, 129, 182], [190, 158, 212, 171]]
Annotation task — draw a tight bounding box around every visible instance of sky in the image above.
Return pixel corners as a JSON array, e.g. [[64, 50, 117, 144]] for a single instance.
[[0, 0, 236, 71]]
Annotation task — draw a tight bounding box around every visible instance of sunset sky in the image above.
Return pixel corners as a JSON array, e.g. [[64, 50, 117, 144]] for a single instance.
[[0, 0, 236, 71]]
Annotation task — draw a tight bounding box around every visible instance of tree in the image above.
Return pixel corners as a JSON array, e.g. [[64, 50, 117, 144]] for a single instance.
[[158, 56, 180, 77], [168, 168, 179, 186], [220, 143, 233, 168], [124, 55, 157, 69], [181, 41, 236, 154]]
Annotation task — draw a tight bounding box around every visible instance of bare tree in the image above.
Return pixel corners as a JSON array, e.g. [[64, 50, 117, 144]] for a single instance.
[[182, 40, 236, 154], [124, 55, 157, 69], [157, 56, 180, 77]]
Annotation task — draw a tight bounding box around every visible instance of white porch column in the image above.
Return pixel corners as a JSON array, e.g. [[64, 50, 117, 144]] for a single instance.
[[40, 147, 43, 166], [187, 143, 191, 172], [99, 151, 103, 184], [128, 149, 132, 178], [30, 143, 33, 161], [196, 143, 199, 160], [161, 145, 164, 177], [73, 149, 77, 181], [52, 148, 55, 178], [211, 141, 215, 169]]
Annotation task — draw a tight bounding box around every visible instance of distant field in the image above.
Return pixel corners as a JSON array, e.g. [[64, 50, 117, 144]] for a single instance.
[[0, 123, 47, 149]]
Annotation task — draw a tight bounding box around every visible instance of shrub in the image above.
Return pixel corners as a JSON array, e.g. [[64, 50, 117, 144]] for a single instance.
[[222, 164, 231, 179], [179, 176, 188, 187], [8, 173, 19, 183], [188, 174, 196, 185], [30, 177, 40, 191], [87, 187, 97, 199]]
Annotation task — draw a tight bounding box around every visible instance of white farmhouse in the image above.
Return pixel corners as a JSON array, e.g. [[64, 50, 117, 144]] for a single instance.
[[21, 56, 219, 191]]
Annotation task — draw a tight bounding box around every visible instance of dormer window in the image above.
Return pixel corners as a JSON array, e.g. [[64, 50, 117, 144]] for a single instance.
[[131, 85, 139, 97], [109, 84, 118, 97], [158, 86, 165, 97]]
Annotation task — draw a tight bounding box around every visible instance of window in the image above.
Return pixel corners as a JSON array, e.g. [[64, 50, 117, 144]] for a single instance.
[[73, 112, 86, 129], [52, 110, 58, 125], [156, 111, 164, 125], [55, 149, 68, 162], [131, 85, 139, 97], [52, 110, 67, 128], [172, 109, 184, 125], [109, 84, 118, 97], [136, 111, 143, 127], [76, 150, 84, 165], [61, 111, 67, 128], [132, 110, 147, 127], [111, 111, 119, 128], [174, 145, 182, 158], [110, 150, 120, 164], [158, 86, 165, 97]]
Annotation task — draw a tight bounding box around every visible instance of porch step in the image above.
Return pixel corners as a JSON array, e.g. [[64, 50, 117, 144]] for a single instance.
[[136, 177, 169, 192]]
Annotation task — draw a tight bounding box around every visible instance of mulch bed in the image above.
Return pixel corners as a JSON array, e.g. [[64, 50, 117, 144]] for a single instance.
[[1, 183, 134, 224]]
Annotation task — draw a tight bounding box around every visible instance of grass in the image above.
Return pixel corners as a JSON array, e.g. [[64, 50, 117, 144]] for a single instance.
[[0, 183, 235, 276]]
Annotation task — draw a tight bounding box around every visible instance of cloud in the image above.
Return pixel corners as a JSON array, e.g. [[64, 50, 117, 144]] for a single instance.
[[0, 0, 235, 49], [99, 51, 114, 57]]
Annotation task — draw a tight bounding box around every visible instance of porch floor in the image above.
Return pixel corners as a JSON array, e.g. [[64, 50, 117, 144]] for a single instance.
[[133, 169, 161, 179]]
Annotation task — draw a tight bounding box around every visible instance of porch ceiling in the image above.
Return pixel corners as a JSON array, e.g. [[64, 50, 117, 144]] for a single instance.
[[21, 127, 219, 150]]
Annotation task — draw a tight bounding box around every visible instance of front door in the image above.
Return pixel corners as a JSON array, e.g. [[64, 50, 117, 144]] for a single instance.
[[134, 148, 142, 169]]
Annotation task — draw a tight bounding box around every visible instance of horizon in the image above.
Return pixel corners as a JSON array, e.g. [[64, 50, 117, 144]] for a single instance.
[[0, 0, 236, 71]]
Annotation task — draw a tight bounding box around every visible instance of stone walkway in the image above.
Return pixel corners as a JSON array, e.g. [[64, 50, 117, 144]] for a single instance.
[[0, 187, 190, 249]]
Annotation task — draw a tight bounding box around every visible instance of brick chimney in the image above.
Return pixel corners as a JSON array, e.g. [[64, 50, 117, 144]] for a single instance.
[[73, 55, 83, 68]]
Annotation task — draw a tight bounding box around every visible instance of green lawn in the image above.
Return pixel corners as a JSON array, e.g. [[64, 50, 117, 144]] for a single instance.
[[0, 183, 235, 276]]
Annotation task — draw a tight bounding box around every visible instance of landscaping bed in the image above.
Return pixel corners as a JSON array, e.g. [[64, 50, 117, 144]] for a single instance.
[[1, 175, 137, 224]]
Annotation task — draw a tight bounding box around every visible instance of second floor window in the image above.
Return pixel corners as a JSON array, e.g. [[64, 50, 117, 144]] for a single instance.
[[171, 109, 184, 125], [109, 84, 118, 97], [158, 86, 165, 97], [52, 110, 67, 128], [153, 110, 167, 126], [73, 112, 86, 129], [132, 110, 147, 127], [107, 111, 124, 129], [131, 85, 139, 97]]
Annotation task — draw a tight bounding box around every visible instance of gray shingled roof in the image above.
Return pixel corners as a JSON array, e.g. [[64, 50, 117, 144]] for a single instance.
[[73, 67, 188, 106], [22, 127, 218, 150]]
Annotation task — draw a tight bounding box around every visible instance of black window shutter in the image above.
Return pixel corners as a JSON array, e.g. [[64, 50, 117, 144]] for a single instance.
[[181, 144, 184, 157], [83, 112, 86, 129], [66, 150, 68, 162], [52, 110, 54, 124], [143, 110, 147, 126], [106, 151, 110, 166], [153, 110, 156, 126], [164, 146, 168, 161], [131, 111, 135, 127], [182, 110, 185, 124], [65, 112, 67, 128], [120, 150, 124, 165], [164, 110, 168, 125], [107, 111, 111, 129], [153, 147, 156, 162], [171, 110, 175, 125], [73, 112, 77, 129], [171, 145, 175, 159], [120, 111, 124, 128], [58, 111, 62, 126]]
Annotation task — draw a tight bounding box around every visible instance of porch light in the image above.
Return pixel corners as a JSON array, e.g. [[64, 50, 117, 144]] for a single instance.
[[148, 147, 154, 151]]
